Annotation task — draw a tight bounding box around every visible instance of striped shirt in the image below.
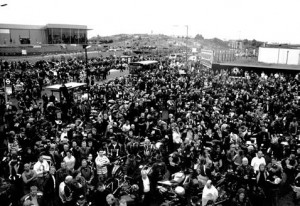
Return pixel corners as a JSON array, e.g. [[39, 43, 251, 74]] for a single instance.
[[95, 155, 110, 175]]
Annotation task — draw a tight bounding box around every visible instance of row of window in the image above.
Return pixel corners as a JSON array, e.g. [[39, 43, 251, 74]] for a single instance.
[[47, 28, 87, 44]]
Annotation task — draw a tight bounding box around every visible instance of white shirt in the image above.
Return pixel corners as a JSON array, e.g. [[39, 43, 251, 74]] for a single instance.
[[142, 177, 150, 193], [251, 156, 266, 172], [33, 160, 49, 177], [63, 155, 76, 170]]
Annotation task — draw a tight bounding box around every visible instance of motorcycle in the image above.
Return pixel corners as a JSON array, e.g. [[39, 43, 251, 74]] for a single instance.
[[157, 170, 192, 190], [111, 176, 139, 206], [111, 156, 126, 179], [158, 185, 187, 206]]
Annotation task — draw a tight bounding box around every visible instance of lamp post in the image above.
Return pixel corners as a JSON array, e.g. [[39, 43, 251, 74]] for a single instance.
[[83, 44, 91, 66], [173, 25, 189, 64], [185, 25, 188, 64]]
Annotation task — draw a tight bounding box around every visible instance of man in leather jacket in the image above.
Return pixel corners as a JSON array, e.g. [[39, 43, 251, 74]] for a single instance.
[[235, 157, 254, 189]]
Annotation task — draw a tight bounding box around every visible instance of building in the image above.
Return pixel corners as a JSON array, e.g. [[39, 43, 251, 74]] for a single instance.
[[258, 46, 300, 65], [228, 40, 244, 50], [0, 23, 90, 45]]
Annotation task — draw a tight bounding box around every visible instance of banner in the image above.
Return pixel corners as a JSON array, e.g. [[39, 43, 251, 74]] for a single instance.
[[200, 49, 214, 68]]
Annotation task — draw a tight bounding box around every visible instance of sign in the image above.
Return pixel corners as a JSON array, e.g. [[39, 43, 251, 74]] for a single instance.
[[200, 49, 214, 68], [21, 50, 27, 55], [5, 79, 10, 85], [0, 29, 10, 34]]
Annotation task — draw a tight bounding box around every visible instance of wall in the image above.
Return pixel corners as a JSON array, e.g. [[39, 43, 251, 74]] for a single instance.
[[258, 47, 300, 65], [0, 33, 10, 44]]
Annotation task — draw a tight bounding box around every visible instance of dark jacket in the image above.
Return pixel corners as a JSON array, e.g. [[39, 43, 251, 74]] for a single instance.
[[137, 175, 155, 196], [43, 173, 57, 197]]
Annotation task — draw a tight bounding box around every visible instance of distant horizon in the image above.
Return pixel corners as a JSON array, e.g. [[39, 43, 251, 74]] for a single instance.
[[1, 0, 299, 44], [0, 21, 295, 45]]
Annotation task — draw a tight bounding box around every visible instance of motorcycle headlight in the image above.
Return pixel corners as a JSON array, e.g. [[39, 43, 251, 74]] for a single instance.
[[175, 186, 185, 196], [131, 184, 139, 191]]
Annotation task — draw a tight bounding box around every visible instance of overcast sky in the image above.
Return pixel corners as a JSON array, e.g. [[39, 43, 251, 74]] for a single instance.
[[1, 0, 300, 43]]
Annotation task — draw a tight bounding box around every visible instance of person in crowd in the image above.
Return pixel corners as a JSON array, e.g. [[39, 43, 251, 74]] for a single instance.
[[21, 186, 44, 206], [43, 166, 57, 206], [77, 159, 94, 192], [59, 175, 74, 206], [22, 163, 37, 195], [95, 150, 110, 181], [33, 154, 50, 191], [63, 150, 76, 171], [138, 170, 154, 206], [235, 157, 254, 190], [91, 182, 109, 206], [231, 188, 252, 206], [251, 151, 266, 174], [201, 180, 218, 206], [56, 161, 72, 187]]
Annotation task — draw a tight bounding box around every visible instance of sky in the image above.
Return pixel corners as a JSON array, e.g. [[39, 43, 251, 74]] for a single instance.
[[0, 0, 300, 44]]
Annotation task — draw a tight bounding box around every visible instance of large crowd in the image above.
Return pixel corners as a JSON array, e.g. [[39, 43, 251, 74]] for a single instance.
[[0, 55, 300, 206]]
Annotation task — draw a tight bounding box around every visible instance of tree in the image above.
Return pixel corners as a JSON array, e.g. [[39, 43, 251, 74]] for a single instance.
[[251, 39, 257, 47], [195, 34, 204, 40]]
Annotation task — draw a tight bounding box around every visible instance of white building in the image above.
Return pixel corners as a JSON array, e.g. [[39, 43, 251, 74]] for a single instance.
[[258, 47, 300, 65]]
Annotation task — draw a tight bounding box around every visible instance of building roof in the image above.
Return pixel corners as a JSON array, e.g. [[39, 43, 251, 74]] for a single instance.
[[0, 23, 44, 30], [219, 62, 300, 71], [265, 44, 300, 49], [45, 24, 88, 30], [0, 23, 90, 30]]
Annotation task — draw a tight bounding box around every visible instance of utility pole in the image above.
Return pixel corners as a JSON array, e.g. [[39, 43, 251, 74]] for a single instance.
[[185, 25, 188, 64]]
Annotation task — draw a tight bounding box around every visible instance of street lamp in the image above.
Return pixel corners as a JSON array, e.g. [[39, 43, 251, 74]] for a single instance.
[[173, 25, 189, 64], [83, 45, 91, 65], [184, 25, 188, 64]]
